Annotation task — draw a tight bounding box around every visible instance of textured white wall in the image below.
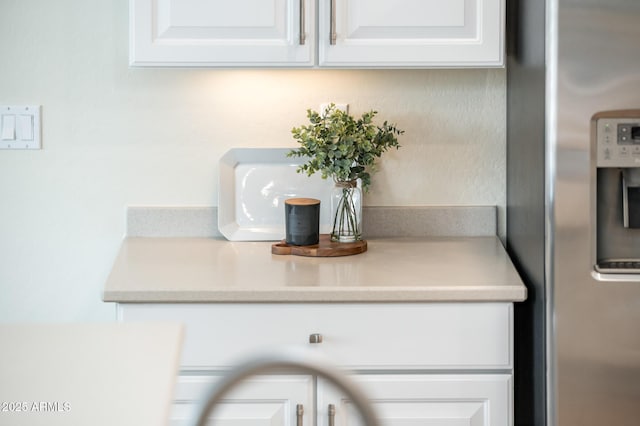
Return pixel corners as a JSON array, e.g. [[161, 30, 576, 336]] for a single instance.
[[0, 0, 505, 322]]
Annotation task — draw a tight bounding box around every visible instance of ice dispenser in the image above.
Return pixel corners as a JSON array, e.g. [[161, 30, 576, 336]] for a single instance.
[[592, 110, 640, 275], [622, 168, 640, 228]]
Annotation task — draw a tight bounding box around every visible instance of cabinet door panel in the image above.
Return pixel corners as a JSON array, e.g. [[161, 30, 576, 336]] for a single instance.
[[318, 374, 511, 426], [318, 0, 504, 67], [130, 0, 314, 66], [170, 374, 314, 426]]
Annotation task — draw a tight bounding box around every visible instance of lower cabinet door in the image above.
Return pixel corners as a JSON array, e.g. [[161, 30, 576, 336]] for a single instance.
[[170, 374, 314, 426], [317, 374, 512, 426]]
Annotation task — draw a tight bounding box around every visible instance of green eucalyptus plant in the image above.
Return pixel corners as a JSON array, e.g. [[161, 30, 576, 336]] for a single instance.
[[288, 104, 404, 243], [288, 104, 403, 191]]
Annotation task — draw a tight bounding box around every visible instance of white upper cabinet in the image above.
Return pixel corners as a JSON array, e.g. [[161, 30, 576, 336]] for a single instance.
[[318, 0, 504, 67], [129, 0, 314, 67], [129, 0, 504, 68]]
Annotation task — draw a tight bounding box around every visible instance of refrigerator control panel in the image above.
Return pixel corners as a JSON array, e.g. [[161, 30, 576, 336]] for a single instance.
[[596, 117, 640, 167]]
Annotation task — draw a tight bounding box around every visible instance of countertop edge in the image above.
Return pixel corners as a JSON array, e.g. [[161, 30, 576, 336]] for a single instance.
[[103, 236, 527, 304], [103, 286, 527, 304]]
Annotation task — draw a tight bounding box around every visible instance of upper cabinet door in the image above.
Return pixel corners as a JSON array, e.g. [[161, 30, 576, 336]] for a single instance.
[[318, 0, 505, 68], [129, 0, 315, 67]]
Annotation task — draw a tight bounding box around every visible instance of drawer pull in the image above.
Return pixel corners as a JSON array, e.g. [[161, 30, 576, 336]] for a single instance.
[[297, 404, 304, 426], [309, 333, 323, 344], [330, 0, 337, 45], [299, 0, 306, 45], [328, 404, 336, 426]]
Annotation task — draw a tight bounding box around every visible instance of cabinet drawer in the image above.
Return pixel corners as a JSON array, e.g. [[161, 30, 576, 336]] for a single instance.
[[119, 303, 512, 370]]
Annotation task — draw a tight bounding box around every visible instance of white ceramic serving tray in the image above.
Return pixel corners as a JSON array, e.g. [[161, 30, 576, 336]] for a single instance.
[[218, 148, 334, 241]]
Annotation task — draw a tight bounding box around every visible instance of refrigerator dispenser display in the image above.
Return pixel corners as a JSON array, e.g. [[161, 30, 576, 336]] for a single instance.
[[592, 110, 640, 275]]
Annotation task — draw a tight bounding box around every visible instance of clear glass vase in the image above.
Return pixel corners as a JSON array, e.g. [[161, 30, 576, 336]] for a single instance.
[[330, 180, 362, 243]]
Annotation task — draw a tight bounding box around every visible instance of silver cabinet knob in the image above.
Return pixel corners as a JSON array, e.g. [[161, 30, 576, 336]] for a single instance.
[[309, 333, 323, 344]]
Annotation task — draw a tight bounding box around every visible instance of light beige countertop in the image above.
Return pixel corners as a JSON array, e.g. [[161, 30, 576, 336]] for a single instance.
[[103, 237, 527, 303]]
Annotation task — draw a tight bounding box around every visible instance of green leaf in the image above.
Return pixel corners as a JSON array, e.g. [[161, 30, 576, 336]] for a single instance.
[[288, 105, 404, 191]]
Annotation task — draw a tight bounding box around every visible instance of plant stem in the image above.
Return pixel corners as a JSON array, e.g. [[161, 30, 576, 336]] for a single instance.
[[331, 185, 360, 243]]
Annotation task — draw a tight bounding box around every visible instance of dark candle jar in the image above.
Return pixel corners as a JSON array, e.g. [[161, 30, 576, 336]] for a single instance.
[[285, 198, 320, 246]]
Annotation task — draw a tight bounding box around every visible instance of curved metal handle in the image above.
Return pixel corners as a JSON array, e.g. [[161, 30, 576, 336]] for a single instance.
[[297, 404, 304, 426], [328, 404, 336, 426], [299, 0, 306, 45], [192, 348, 379, 426], [309, 333, 323, 344], [330, 0, 337, 45]]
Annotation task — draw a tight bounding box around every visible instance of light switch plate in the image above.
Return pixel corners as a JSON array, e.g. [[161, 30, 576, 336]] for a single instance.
[[0, 105, 41, 150]]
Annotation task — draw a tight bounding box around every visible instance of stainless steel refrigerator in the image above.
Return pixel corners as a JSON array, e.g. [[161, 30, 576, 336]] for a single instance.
[[507, 0, 640, 425]]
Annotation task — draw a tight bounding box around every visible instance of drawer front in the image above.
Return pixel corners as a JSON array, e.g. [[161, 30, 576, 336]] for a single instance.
[[119, 303, 512, 370]]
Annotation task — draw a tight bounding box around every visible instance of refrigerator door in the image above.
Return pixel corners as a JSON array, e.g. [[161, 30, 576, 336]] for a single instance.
[[552, 0, 640, 425]]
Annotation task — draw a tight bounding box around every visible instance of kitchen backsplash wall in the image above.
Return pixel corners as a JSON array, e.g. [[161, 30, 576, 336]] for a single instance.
[[0, 0, 505, 322], [126, 206, 498, 238]]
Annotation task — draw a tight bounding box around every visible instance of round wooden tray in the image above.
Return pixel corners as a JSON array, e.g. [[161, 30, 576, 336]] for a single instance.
[[272, 234, 367, 257]]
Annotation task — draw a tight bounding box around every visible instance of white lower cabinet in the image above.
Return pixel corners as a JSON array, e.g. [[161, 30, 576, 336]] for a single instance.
[[118, 303, 514, 426], [319, 374, 511, 426], [170, 374, 314, 426]]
